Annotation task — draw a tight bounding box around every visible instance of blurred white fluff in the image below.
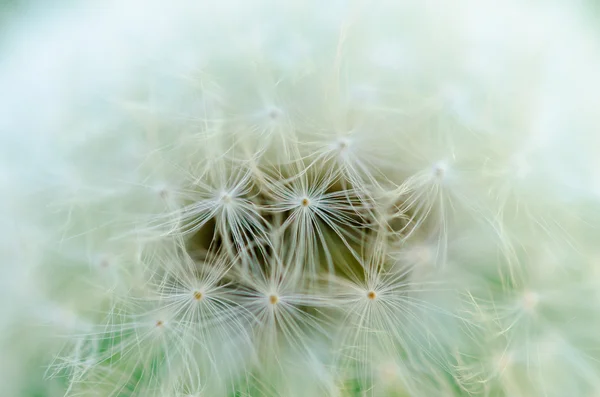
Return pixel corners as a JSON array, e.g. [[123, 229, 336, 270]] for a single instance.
[[1, 0, 600, 396]]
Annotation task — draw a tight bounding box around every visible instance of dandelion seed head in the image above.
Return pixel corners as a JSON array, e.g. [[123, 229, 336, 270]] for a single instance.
[[2, 0, 599, 396]]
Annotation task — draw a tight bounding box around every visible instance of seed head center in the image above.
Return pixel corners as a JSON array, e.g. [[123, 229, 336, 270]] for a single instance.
[[268, 108, 281, 120], [301, 197, 310, 207], [522, 291, 538, 311], [193, 291, 203, 301], [338, 138, 350, 151], [220, 192, 233, 204], [269, 294, 279, 305], [432, 162, 447, 178], [367, 290, 377, 300]]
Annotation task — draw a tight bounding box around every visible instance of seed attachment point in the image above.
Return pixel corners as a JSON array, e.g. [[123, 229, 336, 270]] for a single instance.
[[269, 294, 279, 305]]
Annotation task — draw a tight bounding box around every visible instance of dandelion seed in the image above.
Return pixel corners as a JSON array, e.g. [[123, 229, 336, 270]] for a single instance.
[[432, 162, 447, 180], [521, 290, 538, 312], [337, 137, 351, 153], [159, 188, 170, 200], [219, 192, 232, 204], [267, 107, 283, 121]]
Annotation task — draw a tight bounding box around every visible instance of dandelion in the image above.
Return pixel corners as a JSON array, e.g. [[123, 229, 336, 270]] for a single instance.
[[1, 0, 600, 396]]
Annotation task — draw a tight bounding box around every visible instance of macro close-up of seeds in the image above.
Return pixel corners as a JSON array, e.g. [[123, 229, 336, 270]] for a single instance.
[[1, 0, 600, 396]]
